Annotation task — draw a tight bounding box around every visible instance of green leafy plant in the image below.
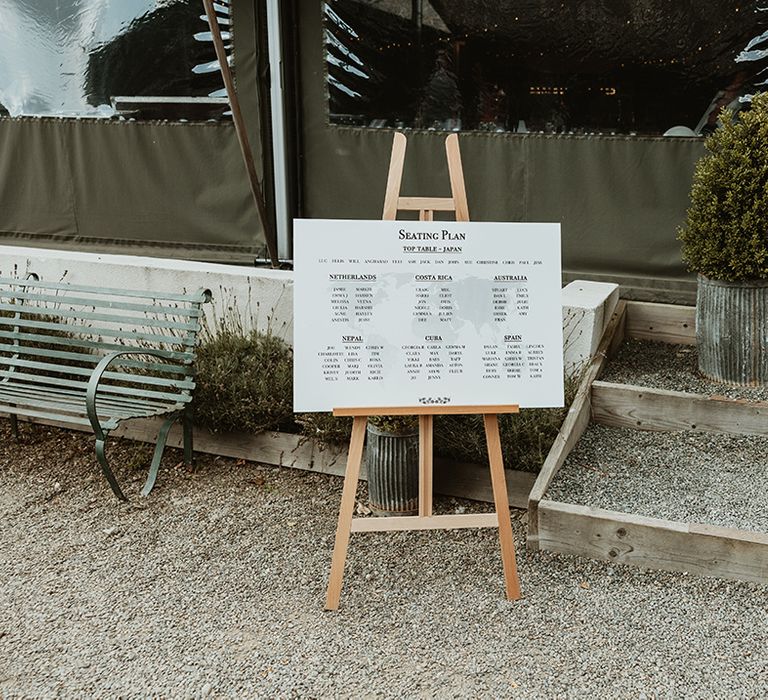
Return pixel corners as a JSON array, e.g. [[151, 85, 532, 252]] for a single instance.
[[294, 411, 354, 445], [295, 376, 577, 473], [192, 312, 576, 473], [191, 317, 295, 434], [434, 374, 579, 473], [294, 413, 418, 444], [679, 92, 768, 282], [368, 415, 419, 434]]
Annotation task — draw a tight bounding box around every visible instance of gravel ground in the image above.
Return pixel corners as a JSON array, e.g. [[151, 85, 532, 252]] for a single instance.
[[3, 420, 768, 698], [549, 337, 768, 532], [547, 425, 768, 532], [600, 338, 768, 401]]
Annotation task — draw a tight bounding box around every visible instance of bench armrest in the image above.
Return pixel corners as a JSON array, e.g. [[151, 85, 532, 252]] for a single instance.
[[86, 349, 176, 441]]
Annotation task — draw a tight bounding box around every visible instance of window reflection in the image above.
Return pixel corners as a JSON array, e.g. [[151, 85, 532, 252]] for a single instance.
[[325, 1, 768, 136], [0, 0, 229, 120]]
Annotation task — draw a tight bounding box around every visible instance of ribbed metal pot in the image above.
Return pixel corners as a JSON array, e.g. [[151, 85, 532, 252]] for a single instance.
[[366, 424, 419, 516], [696, 275, 768, 386]]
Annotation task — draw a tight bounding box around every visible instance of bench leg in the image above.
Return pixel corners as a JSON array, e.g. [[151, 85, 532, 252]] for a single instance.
[[9, 413, 18, 440], [94, 437, 128, 501], [140, 415, 176, 497], [182, 413, 194, 467]]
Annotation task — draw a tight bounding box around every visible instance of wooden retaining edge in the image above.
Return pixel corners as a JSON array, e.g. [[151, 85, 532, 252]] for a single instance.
[[534, 500, 768, 585], [2, 414, 536, 509], [625, 300, 696, 345], [528, 299, 768, 582], [433, 456, 536, 510], [592, 381, 768, 436], [527, 300, 628, 549]]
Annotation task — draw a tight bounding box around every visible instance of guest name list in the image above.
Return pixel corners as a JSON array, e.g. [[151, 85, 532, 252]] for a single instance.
[[293, 219, 564, 412]]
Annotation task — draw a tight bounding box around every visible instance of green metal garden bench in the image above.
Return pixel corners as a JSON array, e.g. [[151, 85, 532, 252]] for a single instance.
[[0, 275, 211, 500]]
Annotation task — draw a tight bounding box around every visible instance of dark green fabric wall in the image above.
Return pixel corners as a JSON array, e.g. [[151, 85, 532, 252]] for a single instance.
[[0, 0, 712, 295], [296, 0, 707, 299], [0, 0, 266, 262]]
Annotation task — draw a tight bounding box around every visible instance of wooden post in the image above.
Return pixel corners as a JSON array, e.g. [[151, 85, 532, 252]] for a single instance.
[[325, 416, 368, 611], [446, 134, 470, 222], [484, 414, 522, 600], [419, 415, 434, 517], [201, 0, 279, 268], [382, 133, 407, 221], [382, 132, 470, 222]]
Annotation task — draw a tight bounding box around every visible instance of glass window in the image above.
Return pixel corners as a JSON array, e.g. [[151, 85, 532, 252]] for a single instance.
[[0, 0, 232, 120], [325, 1, 768, 136]]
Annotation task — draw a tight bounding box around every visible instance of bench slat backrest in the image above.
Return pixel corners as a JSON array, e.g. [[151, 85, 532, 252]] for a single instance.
[[0, 277, 210, 407]]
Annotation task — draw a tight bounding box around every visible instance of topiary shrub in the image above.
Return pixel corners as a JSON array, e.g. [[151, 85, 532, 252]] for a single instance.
[[191, 321, 295, 434], [679, 92, 768, 282]]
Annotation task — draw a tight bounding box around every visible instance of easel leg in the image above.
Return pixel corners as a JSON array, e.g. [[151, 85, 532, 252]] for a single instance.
[[325, 415, 368, 611], [483, 414, 522, 601], [418, 415, 433, 517]]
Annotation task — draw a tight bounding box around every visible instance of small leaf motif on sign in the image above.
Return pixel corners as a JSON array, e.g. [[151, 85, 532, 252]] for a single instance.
[[418, 396, 451, 405]]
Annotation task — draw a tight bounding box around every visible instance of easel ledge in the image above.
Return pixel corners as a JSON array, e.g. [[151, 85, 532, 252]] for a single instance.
[[333, 405, 520, 417]]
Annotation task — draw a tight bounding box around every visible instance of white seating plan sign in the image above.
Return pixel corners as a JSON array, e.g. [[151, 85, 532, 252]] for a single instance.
[[293, 219, 564, 412]]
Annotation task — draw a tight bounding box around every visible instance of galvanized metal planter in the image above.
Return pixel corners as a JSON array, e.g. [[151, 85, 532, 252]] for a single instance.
[[696, 275, 768, 386], [366, 424, 419, 516]]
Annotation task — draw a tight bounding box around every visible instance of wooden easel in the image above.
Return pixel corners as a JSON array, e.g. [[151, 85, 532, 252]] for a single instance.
[[325, 133, 523, 610]]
